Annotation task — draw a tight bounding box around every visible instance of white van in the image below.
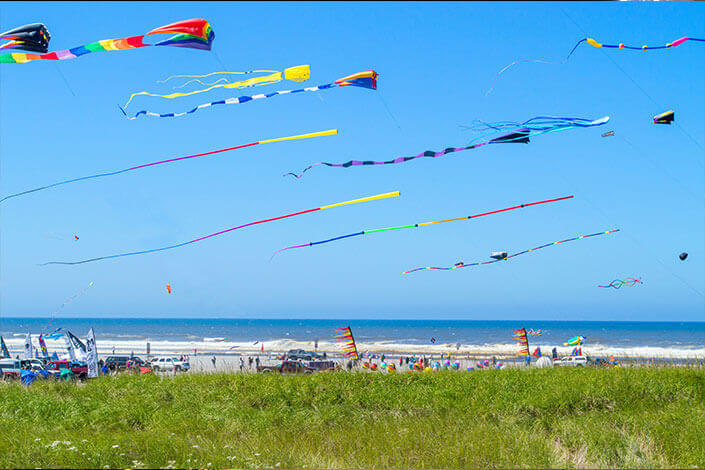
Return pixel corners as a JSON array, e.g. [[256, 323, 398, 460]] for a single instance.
[[555, 355, 588, 367], [0, 358, 21, 379]]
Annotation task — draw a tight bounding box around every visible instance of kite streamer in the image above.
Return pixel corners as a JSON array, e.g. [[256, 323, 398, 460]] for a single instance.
[[335, 326, 359, 360], [402, 230, 620, 274], [1, 18, 213, 64], [122, 70, 378, 119], [122, 65, 311, 109], [488, 36, 705, 94], [285, 116, 610, 178], [0, 129, 337, 204], [564, 336, 585, 347], [598, 277, 643, 289], [40, 191, 399, 266], [271, 196, 574, 259]]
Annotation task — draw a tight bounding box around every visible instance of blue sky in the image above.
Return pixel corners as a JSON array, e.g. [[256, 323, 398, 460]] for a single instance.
[[1, 2, 703, 321]]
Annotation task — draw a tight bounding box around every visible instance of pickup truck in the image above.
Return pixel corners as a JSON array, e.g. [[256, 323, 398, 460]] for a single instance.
[[0, 358, 21, 379], [46, 360, 88, 379], [257, 360, 315, 374]]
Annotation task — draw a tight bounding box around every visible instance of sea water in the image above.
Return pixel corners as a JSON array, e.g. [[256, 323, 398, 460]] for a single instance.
[[1, 317, 703, 358]]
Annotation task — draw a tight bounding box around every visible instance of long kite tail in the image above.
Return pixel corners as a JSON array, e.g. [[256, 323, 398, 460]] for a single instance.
[[402, 229, 620, 275], [0, 129, 337, 204], [122, 70, 378, 119], [1, 19, 214, 64], [40, 191, 400, 266], [285, 115, 610, 178], [270, 195, 574, 259], [487, 36, 705, 95], [122, 66, 311, 109], [598, 277, 643, 289]]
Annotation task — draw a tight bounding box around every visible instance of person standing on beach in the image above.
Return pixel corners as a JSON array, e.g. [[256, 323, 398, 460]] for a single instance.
[[239, 357, 244, 372], [255, 357, 260, 368], [211, 356, 217, 370], [248, 357, 253, 369]]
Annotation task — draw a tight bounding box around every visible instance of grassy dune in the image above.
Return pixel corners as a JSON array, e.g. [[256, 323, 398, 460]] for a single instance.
[[0, 367, 703, 469]]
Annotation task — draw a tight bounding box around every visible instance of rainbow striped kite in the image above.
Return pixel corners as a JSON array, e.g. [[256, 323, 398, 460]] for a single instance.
[[598, 277, 643, 289], [402, 230, 619, 274], [335, 326, 359, 360], [1, 19, 213, 64], [271, 196, 574, 259]]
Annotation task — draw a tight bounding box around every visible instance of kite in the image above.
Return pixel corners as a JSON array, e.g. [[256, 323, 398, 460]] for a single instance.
[[490, 251, 508, 260], [40, 191, 399, 265], [601, 131, 615, 137], [564, 336, 585, 347], [166, 284, 172, 294], [121, 70, 378, 119], [74, 235, 79, 241], [679, 252, 688, 261], [1, 18, 213, 64], [271, 196, 574, 259], [430, 337, 436, 344], [285, 115, 610, 178], [488, 36, 705, 94], [0, 129, 337, 204], [598, 277, 643, 289], [532, 347, 542, 358], [0, 23, 51, 53], [335, 326, 359, 360], [513, 328, 530, 357], [527, 329, 542, 337], [122, 65, 311, 109], [653, 110, 674, 124], [402, 230, 620, 274]]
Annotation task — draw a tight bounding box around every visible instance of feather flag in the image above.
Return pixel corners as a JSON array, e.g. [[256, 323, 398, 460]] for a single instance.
[[335, 326, 359, 360], [513, 328, 530, 357]]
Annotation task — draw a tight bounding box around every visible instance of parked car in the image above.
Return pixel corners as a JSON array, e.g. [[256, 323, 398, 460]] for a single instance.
[[285, 349, 322, 361], [0, 358, 22, 379], [151, 357, 190, 372], [306, 360, 337, 371], [20, 359, 59, 379], [104, 355, 147, 371], [555, 355, 589, 367], [45, 360, 88, 379], [258, 360, 315, 374]]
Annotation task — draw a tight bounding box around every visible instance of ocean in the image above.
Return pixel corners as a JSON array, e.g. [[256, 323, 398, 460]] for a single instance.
[[1, 317, 703, 358]]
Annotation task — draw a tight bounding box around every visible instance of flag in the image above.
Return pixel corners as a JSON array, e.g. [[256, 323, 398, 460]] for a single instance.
[[23, 333, 32, 360], [86, 328, 98, 378], [513, 328, 530, 358], [0, 336, 10, 358], [64, 333, 76, 361], [334, 326, 359, 360], [38, 334, 49, 360]]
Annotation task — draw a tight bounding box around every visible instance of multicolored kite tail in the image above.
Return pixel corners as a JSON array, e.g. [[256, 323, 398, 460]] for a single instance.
[[1, 19, 214, 64], [122, 65, 311, 109], [0, 129, 337, 204], [598, 277, 643, 289], [270, 196, 574, 259], [285, 115, 610, 178], [40, 191, 399, 266], [487, 36, 705, 94], [402, 230, 620, 275], [121, 70, 378, 119]]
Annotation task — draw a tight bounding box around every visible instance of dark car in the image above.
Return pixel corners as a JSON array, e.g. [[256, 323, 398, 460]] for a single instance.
[[104, 355, 147, 371], [286, 349, 323, 361], [257, 360, 315, 374]]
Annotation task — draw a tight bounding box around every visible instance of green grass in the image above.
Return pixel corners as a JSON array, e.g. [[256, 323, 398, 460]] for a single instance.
[[0, 367, 703, 468]]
